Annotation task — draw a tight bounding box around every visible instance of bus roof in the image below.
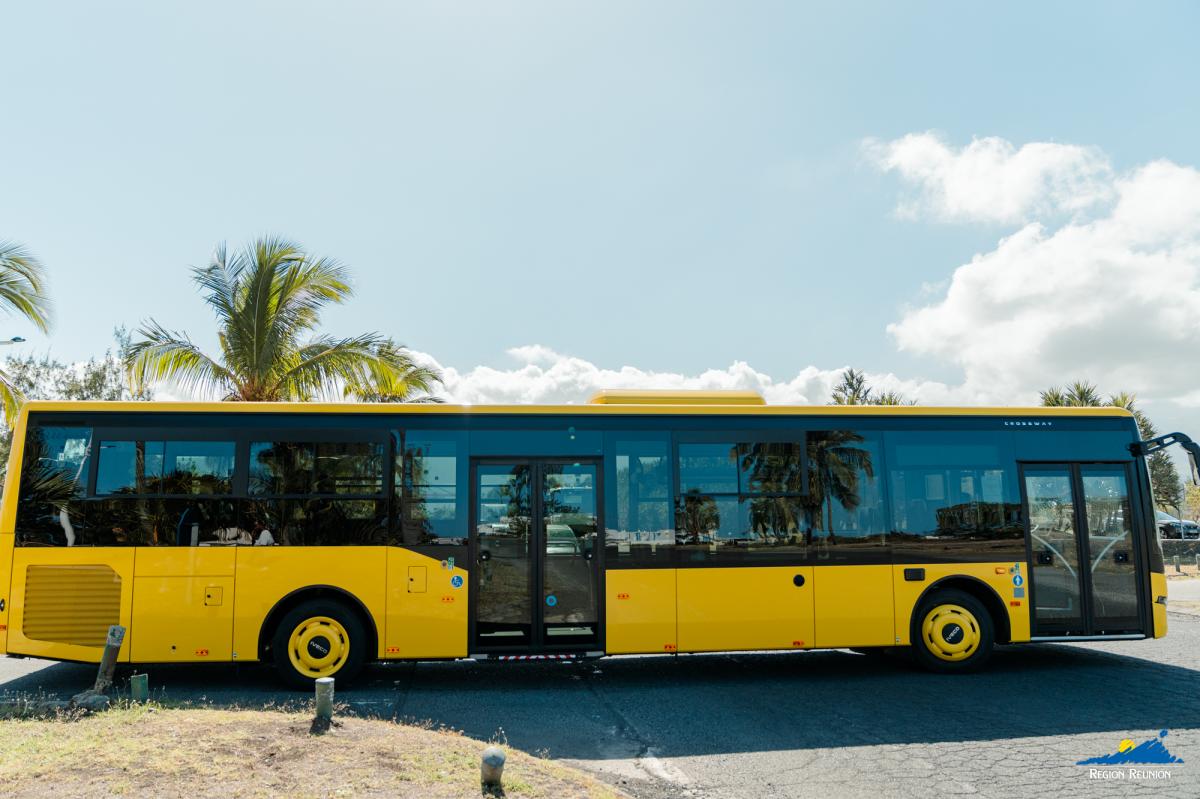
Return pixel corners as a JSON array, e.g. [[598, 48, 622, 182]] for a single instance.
[[16, 399, 1135, 419]]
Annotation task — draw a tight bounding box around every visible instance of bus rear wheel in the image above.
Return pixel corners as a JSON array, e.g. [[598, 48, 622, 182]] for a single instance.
[[910, 589, 994, 673], [271, 600, 367, 690]]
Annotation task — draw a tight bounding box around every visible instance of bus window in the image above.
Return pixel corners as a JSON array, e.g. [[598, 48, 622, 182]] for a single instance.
[[885, 430, 1024, 562], [395, 430, 467, 545], [806, 430, 887, 562], [15, 426, 92, 546], [605, 436, 673, 564], [247, 438, 387, 546], [675, 438, 807, 561]]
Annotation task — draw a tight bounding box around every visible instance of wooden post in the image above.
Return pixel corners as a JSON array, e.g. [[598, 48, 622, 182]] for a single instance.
[[130, 673, 149, 702], [481, 745, 506, 789], [93, 625, 125, 693]]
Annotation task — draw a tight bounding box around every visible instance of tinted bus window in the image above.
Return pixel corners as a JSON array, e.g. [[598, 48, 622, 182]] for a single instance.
[[807, 430, 887, 563], [247, 437, 386, 545], [605, 436, 673, 565], [15, 426, 92, 546], [250, 441, 384, 495], [396, 430, 467, 545], [885, 430, 1024, 562], [676, 437, 808, 562]]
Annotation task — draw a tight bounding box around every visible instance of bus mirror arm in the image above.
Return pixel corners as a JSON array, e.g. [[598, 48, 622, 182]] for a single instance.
[[1129, 432, 1200, 486]]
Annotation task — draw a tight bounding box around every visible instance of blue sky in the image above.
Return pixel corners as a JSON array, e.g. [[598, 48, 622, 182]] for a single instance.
[[3, 2, 1200, 436]]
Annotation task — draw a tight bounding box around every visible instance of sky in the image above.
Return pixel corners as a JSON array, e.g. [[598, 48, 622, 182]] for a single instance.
[[3, 2, 1200, 443]]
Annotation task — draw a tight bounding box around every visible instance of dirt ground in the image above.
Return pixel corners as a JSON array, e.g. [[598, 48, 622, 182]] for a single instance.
[[0, 704, 626, 799]]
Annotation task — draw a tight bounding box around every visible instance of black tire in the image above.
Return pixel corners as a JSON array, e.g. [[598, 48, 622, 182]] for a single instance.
[[909, 589, 994, 674], [270, 599, 368, 690]]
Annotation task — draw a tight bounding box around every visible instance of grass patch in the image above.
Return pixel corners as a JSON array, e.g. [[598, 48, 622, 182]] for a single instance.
[[0, 704, 625, 798]]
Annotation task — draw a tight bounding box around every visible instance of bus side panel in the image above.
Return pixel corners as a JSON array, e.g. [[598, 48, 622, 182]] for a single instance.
[[813, 565, 895, 648], [1151, 571, 1168, 638], [130, 548, 236, 663], [678, 566, 814, 652], [384, 548, 468, 658], [605, 568, 677, 654], [892, 563, 1029, 645], [6, 548, 134, 663], [0, 533, 11, 655], [1, 408, 31, 657], [233, 547, 387, 662]]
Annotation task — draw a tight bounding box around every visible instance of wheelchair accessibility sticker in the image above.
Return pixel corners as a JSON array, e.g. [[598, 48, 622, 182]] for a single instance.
[[450, 574, 464, 589]]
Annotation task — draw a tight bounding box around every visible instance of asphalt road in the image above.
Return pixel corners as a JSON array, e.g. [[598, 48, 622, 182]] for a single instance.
[[4, 605, 1200, 798]]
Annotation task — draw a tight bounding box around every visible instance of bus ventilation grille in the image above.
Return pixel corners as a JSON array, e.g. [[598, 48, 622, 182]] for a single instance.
[[23, 565, 121, 647]]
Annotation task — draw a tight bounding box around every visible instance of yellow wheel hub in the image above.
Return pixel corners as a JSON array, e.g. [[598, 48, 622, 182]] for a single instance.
[[288, 616, 350, 678], [921, 603, 980, 662]]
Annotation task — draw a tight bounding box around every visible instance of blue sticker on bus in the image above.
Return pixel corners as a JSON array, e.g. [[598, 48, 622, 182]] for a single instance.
[[1014, 587, 1025, 598], [1013, 574, 1024, 587], [450, 575, 464, 589], [546, 595, 557, 607]]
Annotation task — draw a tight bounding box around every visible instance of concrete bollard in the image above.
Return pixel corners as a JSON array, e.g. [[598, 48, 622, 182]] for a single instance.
[[481, 745, 506, 789], [1194, 554, 1199, 571], [1174, 555, 1182, 573], [130, 673, 149, 703], [93, 625, 126, 693], [315, 677, 335, 722]]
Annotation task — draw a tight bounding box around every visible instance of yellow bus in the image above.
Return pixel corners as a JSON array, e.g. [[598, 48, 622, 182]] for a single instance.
[[2, 391, 1196, 687]]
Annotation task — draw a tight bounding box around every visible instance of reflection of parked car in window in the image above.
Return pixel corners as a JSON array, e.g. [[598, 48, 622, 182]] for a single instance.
[[546, 524, 581, 555], [1157, 511, 1200, 539]]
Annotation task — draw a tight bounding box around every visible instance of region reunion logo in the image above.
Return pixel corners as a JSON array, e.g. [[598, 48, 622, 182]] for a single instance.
[[1077, 731, 1184, 766]]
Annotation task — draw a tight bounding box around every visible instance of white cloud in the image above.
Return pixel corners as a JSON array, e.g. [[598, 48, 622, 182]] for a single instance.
[[865, 132, 1113, 224], [413, 346, 965, 406], [883, 150, 1200, 407]]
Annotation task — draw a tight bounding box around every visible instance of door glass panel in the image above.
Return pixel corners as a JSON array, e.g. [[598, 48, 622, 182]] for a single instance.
[[542, 463, 599, 643], [476, 464, 532, 643], [1081, 466, 1140, 630], [1025, 470, 1083, 631]]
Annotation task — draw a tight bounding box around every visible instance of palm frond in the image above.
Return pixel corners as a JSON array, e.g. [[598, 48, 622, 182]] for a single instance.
[[0, 363, 24, 427], [125, 320, 236, 399], [269, 333, 385, 401], [0, 241, 52, 333], [344, 339, 444, 403]]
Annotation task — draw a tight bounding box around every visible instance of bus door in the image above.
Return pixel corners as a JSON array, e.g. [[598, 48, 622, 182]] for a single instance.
[[1020, 463, 1144, 637], [470, 459, 601, 653]]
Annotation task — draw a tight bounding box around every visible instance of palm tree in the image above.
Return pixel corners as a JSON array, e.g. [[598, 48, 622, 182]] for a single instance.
[[126, 237, 441, 402], [830, 368, 914, 406], [0, 241, 52, 422]]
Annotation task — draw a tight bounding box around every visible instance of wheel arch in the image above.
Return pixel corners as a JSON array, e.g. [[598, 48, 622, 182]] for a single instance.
[[911, 575, 1011, 644], [258, 585, 380, 662]]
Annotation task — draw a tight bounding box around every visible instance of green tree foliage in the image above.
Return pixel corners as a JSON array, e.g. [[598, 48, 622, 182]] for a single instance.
[[1041, 381, 1183, 512], [0, 241, 53, 421], [126, 237, 441, 402], [0, 328, 148, 473], [829, 368, 915, 406]]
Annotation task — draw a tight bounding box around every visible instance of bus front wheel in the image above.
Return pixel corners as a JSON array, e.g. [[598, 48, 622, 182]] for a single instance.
[[270, 599, 367, 690], [909, 589, 994, 673]]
